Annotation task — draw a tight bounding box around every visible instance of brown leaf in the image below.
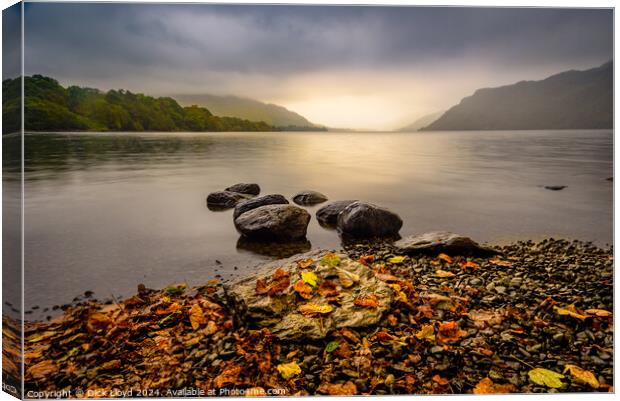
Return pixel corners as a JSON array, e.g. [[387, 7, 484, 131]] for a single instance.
[[296, 258, 315, 269], [318, 381, 357, 395], [437, 253, 453, 264], [293, 280, 313, 299], [214, 363, 242, 387], [298, 302, 333, 316], [473, 377, 515, 394], [354, 294, 380, 308], [432, 375, 449, 386], [86, 312, 112, 332], [489, 257, 513, 267], [585, 309, 612, 318], [255, 278, 269, 295], [375, 272, 401, 282], [563, 364, 599, 388], [435, 269, 455, 278], [460, 260, 478, 270], [317, 280, 340, 299], [27, 360, 57, 380]]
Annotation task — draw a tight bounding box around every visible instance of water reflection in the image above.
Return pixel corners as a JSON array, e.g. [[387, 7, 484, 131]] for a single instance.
[[236, 237, 312, 258]]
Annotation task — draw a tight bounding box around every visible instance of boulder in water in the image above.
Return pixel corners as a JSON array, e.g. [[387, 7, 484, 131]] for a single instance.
[[233, 194, 289, 219], [234, 204, 311, 240], [226, 183, 261, 196], [316, 200, 358, 228], [337, 201, 402, 238], [206, 191, 250, 210], [292, 190, 328, 206]]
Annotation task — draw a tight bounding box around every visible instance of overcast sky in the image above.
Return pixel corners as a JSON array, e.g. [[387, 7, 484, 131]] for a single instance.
[[21, 3, 613, 129]]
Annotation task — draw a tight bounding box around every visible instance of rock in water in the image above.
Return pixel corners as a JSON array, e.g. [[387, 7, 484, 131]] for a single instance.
[[233, 194, 289, 219], [394, 231, 498, 256], [234, 204, 311, 240], [337, 201, 402, 238], [225, 183, 261, 196], [544, 185, 567, 191], [227, 250, 393, 340], [292, 190, 328, 205], [206, 191, 250, 210], [316, 200, 358, 228]]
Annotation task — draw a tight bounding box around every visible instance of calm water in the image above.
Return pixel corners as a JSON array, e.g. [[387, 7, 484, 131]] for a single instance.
[[9, 130, 612, 317]]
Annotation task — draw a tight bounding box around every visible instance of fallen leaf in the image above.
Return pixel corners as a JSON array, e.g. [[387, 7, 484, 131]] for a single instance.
[[318, 381, 357, 395], [277, 361, 301, 379], [437, 253, 453, 264], [388, 256, 406, 264], [489, 257, 513, 267], [325, 341, 340, 353], [296, 258, 315, 269], [435, 269, 456, 278], [317, 280, 339, 298], [354, 294, 380, 308], [214, 363, 242, 387], [375, 272, 400, 282], [335, 267, 360, 288], [563, 364, 599, 388], [255, 278, 269, 295], [293, 280, 313, 299], [473, 377, 515, 394], [554, 305, 586, 321], [320, 253, 341, 267], [27, 360, 57, 379], [298, 302, 333, 316], [415, 324, 435, 341], [585, 309, 612, 318], [357, 255, 375, 266], [189, 304, 204, 330], [528, 368, 564, 389], [437, 321, 467, 344], [301, 271, 318, 287], [432, 375, 449, 385], [460, 260, 478, 270], [86, 313, 112, 332]]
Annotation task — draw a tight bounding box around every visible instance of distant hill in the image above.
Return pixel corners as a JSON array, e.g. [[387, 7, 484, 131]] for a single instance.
[[422, 61, 613, 131], [2, 75, 274, 133], [175, 94, 321, 130], [399, 111, 444, 131]]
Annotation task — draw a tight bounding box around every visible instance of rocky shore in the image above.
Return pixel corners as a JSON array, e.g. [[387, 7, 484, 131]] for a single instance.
[[19, 238, 613, 395]]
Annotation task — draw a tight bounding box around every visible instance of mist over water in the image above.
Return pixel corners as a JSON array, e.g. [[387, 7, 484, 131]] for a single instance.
[[16, 130, 612, 318]]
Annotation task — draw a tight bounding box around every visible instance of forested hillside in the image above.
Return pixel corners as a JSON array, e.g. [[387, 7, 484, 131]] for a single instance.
[[2, 75, 274, 133]]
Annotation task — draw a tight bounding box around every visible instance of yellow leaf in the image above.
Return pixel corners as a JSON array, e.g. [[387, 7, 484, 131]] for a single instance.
[[435, 269, 455, 278], [189, 304, 204, 330], [301, 271, 318, 287], [320, 253, 341, 267], [528, 368, 564, 388], [585, 309, 612, 318], [388, 256, 406, 264], [277, 361, 301, 379], [437, 253, 453, 264], [415, 324, 435, 341], [298, 302, 333, 316], [554, 305, 586, 321], [563, 364, 599, 388]]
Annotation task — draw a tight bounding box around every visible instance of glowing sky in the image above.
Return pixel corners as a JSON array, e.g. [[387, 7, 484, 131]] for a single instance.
[[20, 4, 613, 130]]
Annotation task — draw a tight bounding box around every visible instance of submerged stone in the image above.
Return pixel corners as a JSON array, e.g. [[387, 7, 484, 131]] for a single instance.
[[394, 231, 498, 256], [337, 201, 402, 239], [234, 204, 310, 240], [226, 183, 261, 196], [206, 191, 250, 210], [292, 190, 328, 206]]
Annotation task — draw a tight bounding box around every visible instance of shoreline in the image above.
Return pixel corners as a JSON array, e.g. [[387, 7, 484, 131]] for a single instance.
[[9, 237, 613, 396]]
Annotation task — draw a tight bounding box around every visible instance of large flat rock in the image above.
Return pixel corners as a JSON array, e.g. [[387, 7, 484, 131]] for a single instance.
[[394, 231, 498, 256], [227, 250, 394, 340]]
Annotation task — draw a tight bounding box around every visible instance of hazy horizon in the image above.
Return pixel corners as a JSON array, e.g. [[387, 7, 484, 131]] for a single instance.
[[17, 4, 614, 130]]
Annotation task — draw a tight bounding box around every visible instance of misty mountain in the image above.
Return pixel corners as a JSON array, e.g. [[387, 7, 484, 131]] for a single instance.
[[399, 111, 444, 131], [175, 94, 320, 129], [422, 61, 612, 131]]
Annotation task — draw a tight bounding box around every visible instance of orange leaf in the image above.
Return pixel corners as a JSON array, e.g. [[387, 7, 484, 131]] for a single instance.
[[357, 255, 375, 266], [437, 253, 453, 264], [189, 304, 204, 330], [585, 309, 612, 318], [432, 375, 449, 386], [435, 269, 455, 278], [437, 321, 467, 344], [298, 302, 333, 316], [473, 377, 515, 394], [489, 257, 513, 267], [460, 260, 478, 270], [354, 294, 380, 308], [318, 381, 357, 395], [317, 280, 339, 299], [293, 280, 313, 299]]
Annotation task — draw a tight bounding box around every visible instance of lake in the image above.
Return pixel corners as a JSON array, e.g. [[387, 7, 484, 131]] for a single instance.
[[8, 130, 612, 318]]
